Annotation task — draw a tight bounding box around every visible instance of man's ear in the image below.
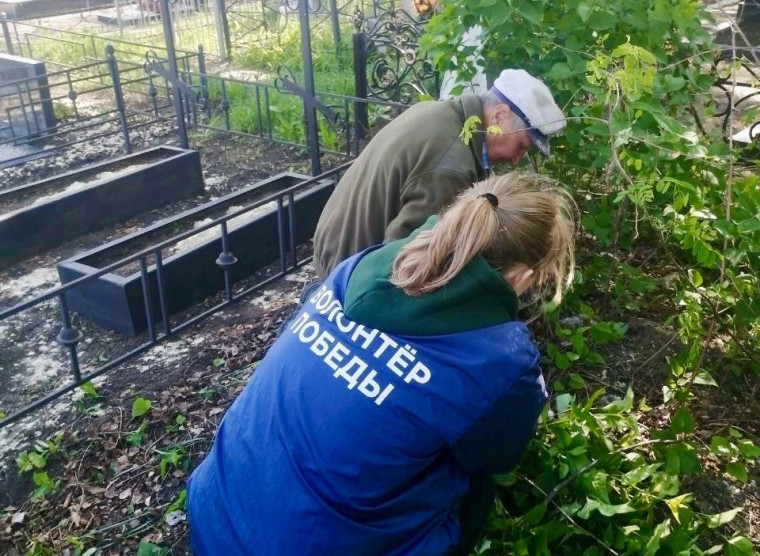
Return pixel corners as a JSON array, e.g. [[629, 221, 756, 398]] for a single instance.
[[484, 103, 511, 131], [493, 103, 511, 128]]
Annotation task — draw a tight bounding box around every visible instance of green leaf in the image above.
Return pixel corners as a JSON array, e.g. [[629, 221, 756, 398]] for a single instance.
[[596, 501, 637, 516], [28, 452, 46, 470], [665, 493, 691, 524], [737, 439, 760, 458], [725, 535, 755, 556], [622, 463, 661, 485], [670, 407, 694, 434], [705, 507, 742, 528], [726, 462, 748, 483], [523, 502, 547, 524], [546, 62, 573, 80], [132, 397, 152, 419], [212, 357, 226, 367], [692, 370, 718, 387], [688, 269, 703, 288], [136, 541, 168, 556], [577, 2, 593, 22], [555, 393, 573, 414], [737, 218, 760, 234], [710, 436, 733, 457], [459, 116, 482, 146], [79, 381, 98, 399], [587, 10, 617, 30]]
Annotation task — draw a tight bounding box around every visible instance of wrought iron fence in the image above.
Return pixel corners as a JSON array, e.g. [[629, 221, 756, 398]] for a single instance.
[[0, 19, 204, 69], [0, 47, 204, 168], [179, 66, 406, 156], [352, 5, 438, 103], [0, 164, 351, 430]]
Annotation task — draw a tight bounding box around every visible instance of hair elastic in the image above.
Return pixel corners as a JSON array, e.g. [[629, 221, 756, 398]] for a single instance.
[[479, 193, 499, 208]]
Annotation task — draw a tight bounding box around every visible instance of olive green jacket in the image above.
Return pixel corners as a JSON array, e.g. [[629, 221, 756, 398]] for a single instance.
[[313, 95, 488, 279]]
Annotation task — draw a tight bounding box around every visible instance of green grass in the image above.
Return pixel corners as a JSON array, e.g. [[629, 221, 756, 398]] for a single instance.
[[15, 11, 405, 152]]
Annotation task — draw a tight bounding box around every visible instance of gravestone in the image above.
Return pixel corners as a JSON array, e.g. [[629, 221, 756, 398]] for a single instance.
[[0, 53, 56, 142], [714, 0, 760, 46]]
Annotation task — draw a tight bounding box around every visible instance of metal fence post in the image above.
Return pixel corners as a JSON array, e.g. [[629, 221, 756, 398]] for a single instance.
[[1, 15, 14, 55], [198, 44, 211, 119], [106, 45, 132, 154], [211, 0, 231, 62], [329, 0, 340, 53], [352, 31, 369, 154], [298, 0, 321, 174], [159, 0, 189, 149]]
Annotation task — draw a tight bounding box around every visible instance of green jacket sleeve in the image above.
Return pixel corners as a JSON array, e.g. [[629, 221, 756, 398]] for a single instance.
[[383, 172, 471, 243]]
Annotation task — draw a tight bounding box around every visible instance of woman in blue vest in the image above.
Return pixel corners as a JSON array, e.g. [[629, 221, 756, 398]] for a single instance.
[[188, 172, 576, 555]]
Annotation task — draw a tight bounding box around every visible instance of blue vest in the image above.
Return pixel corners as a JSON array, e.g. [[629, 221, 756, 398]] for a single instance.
[[188, 251, 547, 555]]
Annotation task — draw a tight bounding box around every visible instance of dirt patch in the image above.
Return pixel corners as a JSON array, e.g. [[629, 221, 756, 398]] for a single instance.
[[0, 122, 311, 422], [0, 120, 317, 554], [0, 265, 312, 555]]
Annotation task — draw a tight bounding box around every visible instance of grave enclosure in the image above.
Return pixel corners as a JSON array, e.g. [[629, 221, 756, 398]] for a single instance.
[[0, 145, 204, 268], [0, 0, 447, 426], [57, 172, 333, 335]]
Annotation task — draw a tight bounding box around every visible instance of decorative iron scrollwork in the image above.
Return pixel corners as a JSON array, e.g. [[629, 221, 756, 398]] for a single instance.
[[144, 50, 207, 109], [283, 0, 322, 13], [274, 65, 347, 137], [711, 50, 760, 141], [355, 7, 438, 103]]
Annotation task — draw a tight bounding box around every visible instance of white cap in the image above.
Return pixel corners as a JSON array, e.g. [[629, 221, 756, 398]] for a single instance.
[[490, 69, 566, 155]]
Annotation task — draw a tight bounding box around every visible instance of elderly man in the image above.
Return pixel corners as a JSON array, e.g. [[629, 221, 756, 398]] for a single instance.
[[313, 68, 566, 280]]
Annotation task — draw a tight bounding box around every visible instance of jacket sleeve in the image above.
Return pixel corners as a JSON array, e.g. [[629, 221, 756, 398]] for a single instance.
[[384, 172, 471, 243], [449, 367, 548, 476]]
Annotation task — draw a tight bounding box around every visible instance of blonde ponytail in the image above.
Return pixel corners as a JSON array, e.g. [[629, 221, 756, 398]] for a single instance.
[[391, 173, 576, 303]]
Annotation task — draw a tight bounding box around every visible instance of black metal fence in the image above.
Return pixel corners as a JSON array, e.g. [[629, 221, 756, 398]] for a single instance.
[[0, 0, 437, 427], [0, 46, 203, 167], [0, 163, 351, 430]]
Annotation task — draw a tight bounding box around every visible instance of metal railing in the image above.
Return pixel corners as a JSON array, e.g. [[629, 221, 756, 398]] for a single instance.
[[0, 46, 206, 168], [0, 162, 351, 430]]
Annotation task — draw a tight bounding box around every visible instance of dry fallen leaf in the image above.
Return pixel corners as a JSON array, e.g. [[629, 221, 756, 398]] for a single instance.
[[83, 484, 106, 495]]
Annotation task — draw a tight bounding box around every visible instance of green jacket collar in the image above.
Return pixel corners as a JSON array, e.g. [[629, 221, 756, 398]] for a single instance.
[[343, 217, 518, 336]]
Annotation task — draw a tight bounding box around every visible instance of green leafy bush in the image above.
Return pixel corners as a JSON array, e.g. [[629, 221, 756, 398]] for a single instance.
[[423, 0, 760, 551], [487, 391, 755, 555]]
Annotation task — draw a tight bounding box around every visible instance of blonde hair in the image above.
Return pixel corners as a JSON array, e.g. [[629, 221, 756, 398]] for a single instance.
[[391, 173, 576, 303]]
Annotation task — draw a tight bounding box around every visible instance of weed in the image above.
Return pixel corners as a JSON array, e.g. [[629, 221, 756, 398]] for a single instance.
[[165, 413, 187, 433], [30, 472, 58, 502], [126, 421, 149, 446], [74, 381, 101, 415], [164, 488, 187, 518], [157, 444, 189, 478], [132, 396, 152, 419], [197, 385, 219, 400]]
